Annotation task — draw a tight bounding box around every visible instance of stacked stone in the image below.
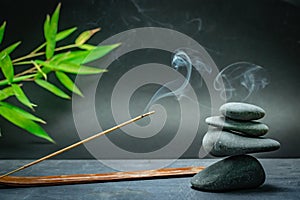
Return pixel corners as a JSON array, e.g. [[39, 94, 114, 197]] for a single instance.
[[191, 102, 280, 191]]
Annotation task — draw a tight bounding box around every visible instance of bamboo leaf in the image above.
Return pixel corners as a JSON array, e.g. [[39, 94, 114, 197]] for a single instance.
[[0, 52, 14, 83], [49, 51, 72, 64], [0, 106, 54, 143], [78, 44, 96, 50], [55, 71, 83, 96], [36, 60, 106, 74], [35, 60, 57, 68], [11, 84, 35, 109], [52, 50, 89, 65], [51, 3, 61, 30], [82, 43, 121, 64], [59, 63, 107, 74], [0, 74, 36, 86], [35, 79, 70, 99], [50, 44, 119, 65], [43, 15, 50, 40], [0, 101, 45, 124], [0, 86, 14, 101], [0, 21, 6, 45], [56, 27, 77, 42], [2, 41, 21, 55], [45, 35, 55, 60], [75, 28, 100, 45], [45, 3, 61, 59]]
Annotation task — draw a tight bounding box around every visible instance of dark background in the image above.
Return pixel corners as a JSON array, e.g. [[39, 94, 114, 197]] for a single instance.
[[0, 0, 299, 159]]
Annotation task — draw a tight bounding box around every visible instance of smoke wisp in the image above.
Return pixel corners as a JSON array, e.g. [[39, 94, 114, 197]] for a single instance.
[[214, 62, 270, 101], [144, 48, 212, 111]]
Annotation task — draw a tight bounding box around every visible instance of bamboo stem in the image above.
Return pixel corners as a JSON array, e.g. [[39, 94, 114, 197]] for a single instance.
[[12, 44, 77, 63], [0, 111, 155, 179]]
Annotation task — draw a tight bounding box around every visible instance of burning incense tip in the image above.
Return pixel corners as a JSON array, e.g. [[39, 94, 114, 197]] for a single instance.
[[142, 110, 155, 118]]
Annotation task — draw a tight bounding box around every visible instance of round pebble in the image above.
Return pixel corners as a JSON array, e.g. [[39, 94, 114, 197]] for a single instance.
[[202, 129, 280, 156], [205, 116, 269, 137], [220, 102, 265, 121]]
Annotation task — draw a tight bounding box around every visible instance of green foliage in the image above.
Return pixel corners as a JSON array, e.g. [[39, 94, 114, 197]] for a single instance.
[[0, 106, 54, 143], [75, 28, 100, 45], [3, 41, 21, 54], [55, 71, 83, 97], [0, 102, 45, 124], [83, 44, 121, 64], [0, 52, 14, 83], [35, 60, 107, 75], [35, 79, 70, 99], [11, 84, 36, 110], [0, 86, 14, 101], [0, 3, 120, 142], [56, 27, 77, 42], [44, 3, 60, 59], [0, 21, 6, 45]]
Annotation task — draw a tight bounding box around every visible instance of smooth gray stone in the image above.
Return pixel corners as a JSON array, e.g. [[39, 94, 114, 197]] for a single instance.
[[220, 102, 265, 121], [202, 129, 280, 156], [205, 116, 269, 137], [191, 155, 265, 191]]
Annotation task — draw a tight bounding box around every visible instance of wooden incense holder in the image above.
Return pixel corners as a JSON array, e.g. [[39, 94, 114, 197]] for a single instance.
[[0, 166, 204, 187]]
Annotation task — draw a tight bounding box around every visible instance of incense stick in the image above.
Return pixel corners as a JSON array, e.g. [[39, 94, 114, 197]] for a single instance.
[[0, 111, 155, 179]]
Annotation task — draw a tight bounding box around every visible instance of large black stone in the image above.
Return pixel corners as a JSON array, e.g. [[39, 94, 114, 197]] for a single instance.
[[191, 155, 265, 191]]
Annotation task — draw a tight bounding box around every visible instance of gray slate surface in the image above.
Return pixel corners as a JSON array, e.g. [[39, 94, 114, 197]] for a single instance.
[[0, 159, 299, 200]]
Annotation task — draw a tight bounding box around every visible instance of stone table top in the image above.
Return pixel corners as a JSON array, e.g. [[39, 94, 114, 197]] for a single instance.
[[0, 159, 299, 200]]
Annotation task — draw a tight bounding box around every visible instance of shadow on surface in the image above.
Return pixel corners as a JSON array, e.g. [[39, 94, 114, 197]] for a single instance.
[[191, 184, 290, 194]]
